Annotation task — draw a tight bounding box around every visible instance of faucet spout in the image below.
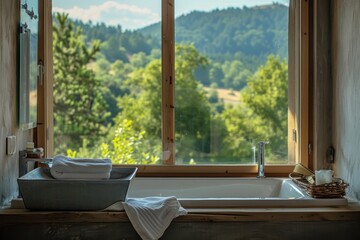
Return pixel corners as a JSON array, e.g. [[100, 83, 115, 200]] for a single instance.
[[257, 141, 269, 178]]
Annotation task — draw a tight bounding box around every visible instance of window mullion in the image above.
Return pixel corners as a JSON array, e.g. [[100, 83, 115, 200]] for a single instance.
[[300, 0, 310, 168], [161, 0, 175, 165], [38, 0, 54, 157]]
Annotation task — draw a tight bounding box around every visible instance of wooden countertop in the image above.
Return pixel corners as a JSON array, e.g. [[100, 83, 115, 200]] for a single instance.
[[1, 203, 360, 223]]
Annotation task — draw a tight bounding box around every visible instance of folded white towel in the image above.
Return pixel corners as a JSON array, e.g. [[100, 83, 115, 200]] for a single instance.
[[122, 197, 187, 240], [50, 155, 112, 180]]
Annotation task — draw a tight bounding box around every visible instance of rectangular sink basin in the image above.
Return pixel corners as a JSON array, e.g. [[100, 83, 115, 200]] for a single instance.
[[127, 177, 348, 208], [18, 167, 137, 211]]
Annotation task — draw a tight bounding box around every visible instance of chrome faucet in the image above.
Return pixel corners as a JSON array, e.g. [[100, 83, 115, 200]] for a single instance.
[[257, 141, 269, 178]]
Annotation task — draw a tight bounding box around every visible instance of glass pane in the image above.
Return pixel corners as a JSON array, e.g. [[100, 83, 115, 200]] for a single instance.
[[174, 0, 290, 165], [52, 0, 162, 164], [19, 0, 38, 130]]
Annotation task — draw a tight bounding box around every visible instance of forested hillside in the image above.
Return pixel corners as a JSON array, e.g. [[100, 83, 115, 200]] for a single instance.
[[70, 3, 288, 90], [53, 3, 289, 164], [141, 3, 288, 70]]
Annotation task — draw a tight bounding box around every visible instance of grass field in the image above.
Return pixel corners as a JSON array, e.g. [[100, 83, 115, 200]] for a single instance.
[[204, 87, 241, 105]]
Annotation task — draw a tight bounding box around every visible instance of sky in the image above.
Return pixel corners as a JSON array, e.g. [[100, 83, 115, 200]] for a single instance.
[[53, 0, 289, 30]]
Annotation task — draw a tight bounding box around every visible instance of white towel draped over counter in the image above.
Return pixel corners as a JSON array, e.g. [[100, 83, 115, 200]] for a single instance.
[[50, 155, 112, 180], [121, 197, 187, 240], [103, 197, 187, 239]]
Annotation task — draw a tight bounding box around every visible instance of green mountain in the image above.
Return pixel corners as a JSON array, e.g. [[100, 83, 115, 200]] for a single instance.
[[140, 3, 288, 71], [70, 20, 157, 63], [68, 3, 288, 89]]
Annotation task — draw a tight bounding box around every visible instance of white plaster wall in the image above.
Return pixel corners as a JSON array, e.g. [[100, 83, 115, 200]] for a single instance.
[[332, 0, 360, 201], [0, 0, 32, 206]]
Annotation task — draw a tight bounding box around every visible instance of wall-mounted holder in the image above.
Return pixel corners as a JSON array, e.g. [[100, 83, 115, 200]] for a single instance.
[[19, 150, 51, 178], [326, 146, 335, 164], [6, 136, 17, 155]]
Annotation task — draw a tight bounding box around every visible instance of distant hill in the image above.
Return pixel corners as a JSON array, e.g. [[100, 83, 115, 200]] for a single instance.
[[62, 3, 288, 89], [140, 3, 288, 71], [70, 19, 157, 63]]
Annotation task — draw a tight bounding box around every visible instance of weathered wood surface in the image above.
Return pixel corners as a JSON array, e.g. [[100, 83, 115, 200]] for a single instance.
[[1, 205, 360, 239], [1, 204, 360, 223], [1, 219, 360, 240], [313, 0, 332, 171], [161, 0, 175, 165]]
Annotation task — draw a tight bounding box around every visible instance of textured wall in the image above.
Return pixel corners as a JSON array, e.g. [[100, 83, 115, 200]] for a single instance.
[[332, 0, 360, 201], [0, 0, 32, 207]]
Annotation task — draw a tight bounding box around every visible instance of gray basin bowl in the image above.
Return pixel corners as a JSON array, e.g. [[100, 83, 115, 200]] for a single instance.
[[18, 167, 137, 211]]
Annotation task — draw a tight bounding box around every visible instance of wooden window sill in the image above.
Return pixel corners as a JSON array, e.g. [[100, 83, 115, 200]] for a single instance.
[[114, 164, 296, 177]]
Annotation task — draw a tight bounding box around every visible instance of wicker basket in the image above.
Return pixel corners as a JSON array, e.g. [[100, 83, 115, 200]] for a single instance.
[[289, 172, 349, 198]]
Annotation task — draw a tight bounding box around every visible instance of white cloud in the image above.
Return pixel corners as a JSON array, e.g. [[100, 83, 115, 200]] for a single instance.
[[53, 1, 160, 30]]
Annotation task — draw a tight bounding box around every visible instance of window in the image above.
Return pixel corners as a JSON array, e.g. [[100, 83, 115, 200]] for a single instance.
[[173, 1, 290, 165], [38, 0, 310, 176]]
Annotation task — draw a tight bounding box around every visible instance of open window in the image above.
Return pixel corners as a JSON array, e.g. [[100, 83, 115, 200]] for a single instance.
[[37, 0, 311, 177]]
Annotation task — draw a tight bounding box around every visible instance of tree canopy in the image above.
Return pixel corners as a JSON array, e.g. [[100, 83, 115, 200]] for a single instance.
[[53, 13, 110, 153]]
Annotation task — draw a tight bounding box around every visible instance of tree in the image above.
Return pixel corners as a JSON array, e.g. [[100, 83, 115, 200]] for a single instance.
[[100, 36, 128, 63], [101, 119, 160, 164], [174, 45, 213, 160], [221, 60, 251, 90], [220, 105, 259, 162], [209, 63, 224, 87], [208, 83, 219, 104], [112, 44, 213, 162], [115, 59, 162, 137], [53, 13, 109, 154], [223, 55, 288, 162]]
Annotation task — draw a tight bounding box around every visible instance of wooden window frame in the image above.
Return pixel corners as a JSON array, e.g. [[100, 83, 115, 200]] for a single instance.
[[37, 0, 311, 177], [37, 0, 54, 156]]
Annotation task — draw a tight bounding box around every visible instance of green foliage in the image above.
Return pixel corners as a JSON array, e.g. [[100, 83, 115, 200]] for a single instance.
[[243, 55, 288, 161], [101, 119, 160, 164], [71, 19, 157, 63], [221, 55, 288, 162], [208, 88, 219, 104], [64, 3, 288, 90], [220, 105, 257, 161], [141, 4, 288, 68], [100, 36, 128, 62], [53, 13, 110, 154], [221, 60, 252, 90], [174, 45, 213, 160], [112, 44, 214, 162], [115, 59, 162, 136], [209, 63, 224, 86]]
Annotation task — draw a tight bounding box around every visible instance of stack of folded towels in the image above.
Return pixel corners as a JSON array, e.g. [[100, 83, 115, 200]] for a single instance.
[[50, 155, 112, 180]]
